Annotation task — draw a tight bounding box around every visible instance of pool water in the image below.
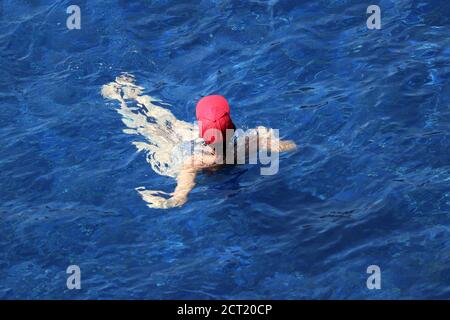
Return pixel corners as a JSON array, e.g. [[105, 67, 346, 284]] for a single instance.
[[0, 0, 449, 299]]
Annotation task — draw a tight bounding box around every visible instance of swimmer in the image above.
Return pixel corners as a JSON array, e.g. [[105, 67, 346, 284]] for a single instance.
[[102, 74, 296, 209]]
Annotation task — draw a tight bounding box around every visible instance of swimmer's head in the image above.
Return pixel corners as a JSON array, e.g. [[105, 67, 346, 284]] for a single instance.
[[196, 95, 235, 145]]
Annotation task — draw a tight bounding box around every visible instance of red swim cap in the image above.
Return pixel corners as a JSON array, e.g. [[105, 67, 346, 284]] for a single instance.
[[196, 95, 235, 144]]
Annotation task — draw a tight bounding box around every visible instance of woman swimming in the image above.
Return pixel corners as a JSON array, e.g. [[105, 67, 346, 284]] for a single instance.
[[102, 74, 296, 209]]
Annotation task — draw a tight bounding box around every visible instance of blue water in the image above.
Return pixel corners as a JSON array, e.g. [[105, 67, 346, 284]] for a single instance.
[[1, 0, 449, 299]]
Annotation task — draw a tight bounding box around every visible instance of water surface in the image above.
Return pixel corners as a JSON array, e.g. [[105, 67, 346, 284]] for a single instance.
[[0, 0, 449, 299]]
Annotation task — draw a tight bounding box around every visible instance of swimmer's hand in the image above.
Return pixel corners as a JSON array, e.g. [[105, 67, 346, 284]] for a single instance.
[[155, 195, 187, 209], [279, 140, 297, 152], [136, 189, 187, 209]]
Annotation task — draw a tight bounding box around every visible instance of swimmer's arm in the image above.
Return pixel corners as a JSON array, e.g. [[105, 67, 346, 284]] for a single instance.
[[164, 153, 218, 208], [253, 138, 296, 153], [255, 127, 297, 153], [168, 165, 197, 207], [139, 165, 197, 209]]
